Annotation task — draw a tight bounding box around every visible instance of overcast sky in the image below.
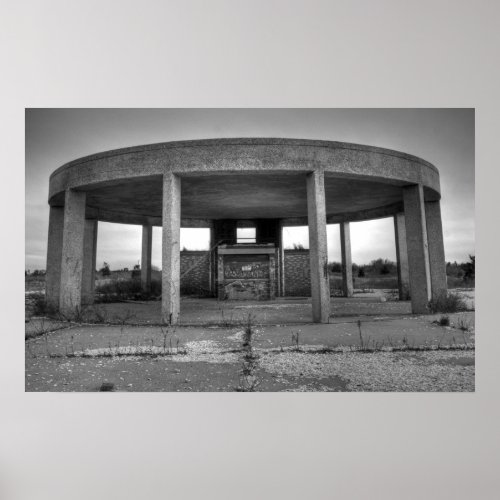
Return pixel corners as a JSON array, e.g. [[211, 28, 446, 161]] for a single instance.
[[25, 108, 474, 270]]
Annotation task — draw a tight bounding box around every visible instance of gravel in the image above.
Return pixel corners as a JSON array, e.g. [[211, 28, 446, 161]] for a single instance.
[[46, 339, 474, 392], [258, 350, 474, 392]]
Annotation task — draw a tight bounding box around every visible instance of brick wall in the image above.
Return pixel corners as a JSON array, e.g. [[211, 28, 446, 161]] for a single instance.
[[180, 248, 334, 298], [180, 251, 211, 296], [284, 250, 311, 296]]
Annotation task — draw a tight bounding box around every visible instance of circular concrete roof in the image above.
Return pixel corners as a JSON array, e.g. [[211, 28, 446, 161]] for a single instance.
[[48, 138, 440, 226]]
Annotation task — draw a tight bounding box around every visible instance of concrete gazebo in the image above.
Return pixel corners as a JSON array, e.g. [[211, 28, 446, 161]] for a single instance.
[[45, 138, 447, 324]]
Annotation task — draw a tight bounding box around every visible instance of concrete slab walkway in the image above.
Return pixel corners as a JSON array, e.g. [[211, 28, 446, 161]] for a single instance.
[[25, 290, 475, 393], [70, 289, 474, 326], [26, 311, 475, 355], [82, 294, 412, 326]]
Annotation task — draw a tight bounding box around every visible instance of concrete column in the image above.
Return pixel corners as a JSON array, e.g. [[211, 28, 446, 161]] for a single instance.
[[81, 219, 98, 305], [278, 220, 285, 297], [394, 213, 410, 300], [340, 222, 354, 297], [209, 222, 216, 296], [403, 185, 431, 313], [45, 206, 64, 309], [269, 254, 276, 299], [425, 200, 448, 300], [59, 189, 87, 316], [161, 173, 181, 325], [306, 170, 330, 323], [217, 254, 225, 300], [141, 223, 153, 293]]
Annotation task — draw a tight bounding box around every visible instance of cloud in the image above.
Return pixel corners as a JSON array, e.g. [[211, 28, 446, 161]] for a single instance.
[[25, 109, 474, 270]]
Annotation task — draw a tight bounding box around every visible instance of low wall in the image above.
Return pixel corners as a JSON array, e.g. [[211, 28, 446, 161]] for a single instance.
[[283, 249, 311, 296], [180, 251, 211, 296], [180, 248, 340, 298]]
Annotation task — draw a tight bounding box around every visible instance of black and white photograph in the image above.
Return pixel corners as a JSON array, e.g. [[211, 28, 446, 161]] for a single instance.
[[25, 108, 475, 392], [2, 1, 500, 499]]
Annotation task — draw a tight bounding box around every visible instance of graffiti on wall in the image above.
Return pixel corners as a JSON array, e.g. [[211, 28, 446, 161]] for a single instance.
[[223, 259, 269, 280], [225, 279, 270, 300]]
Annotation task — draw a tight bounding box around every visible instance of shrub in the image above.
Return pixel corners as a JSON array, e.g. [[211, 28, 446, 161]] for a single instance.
[[362, 277, 398, 289], [29, 293, 58, 317], [131, 264, 141, 279], [428, 292, 468, 313], [437, 315, 450, 326], [329, 277, 343, 297], [95, 278, 161, 302], [99, 262, 111, 277], [462, 255, 475, 283], [447, 276, 470, 288], [368, 258, 396, 275], [456, 314, 472, 332], [380, 264, 391, 275], [150, 279, 162, 297], [329, 262, 342, 273]]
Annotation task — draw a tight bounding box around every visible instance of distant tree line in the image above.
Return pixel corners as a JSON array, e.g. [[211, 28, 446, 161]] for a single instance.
[[327, 255, 475, 282], [25, 269, 46, 277], [446, 255, 475, 283], [328, 258, 396, 277], [97, 262, 160, 278]]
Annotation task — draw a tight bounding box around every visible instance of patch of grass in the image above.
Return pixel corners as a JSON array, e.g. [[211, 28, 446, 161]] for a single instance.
[[236, 312, 260, 392], [56, 305, 89, 324], [428, 292, 468, 314], [447, 276, 475, 289], [25, 317, 66, 340], [159, 325, 181, 355], [25, 317, 50, 339], [275, 342, 474, 355], [356, 276, 398, 290], [88, 305, 109, 323], [329, 278, 344, 297], [112, 308, 137, 325], [217, 306, 235, 327], [95, 278, 161, 302], [28, 293, 58, 318], [456, 314, 472, 332], [357, 320, 373, 351], [434, 315, 450, 327], [242, 312, 255, 347], [384, 289, 399, 302], [52, 336, 188, 358]]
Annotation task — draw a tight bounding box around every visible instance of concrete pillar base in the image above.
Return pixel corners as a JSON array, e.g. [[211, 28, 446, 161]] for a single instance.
[[403, 185, 431, 314], [81, 219, 98, 305], [45, 206, 64, 310], [306, 170, 330, 323], [278, 219, 285, 297], [425, 200, 448, 300], [141, 224, 153, 294], [340, 222, 354, 298], [394, 213, 410, 301], [59, 189, 87, 317]]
